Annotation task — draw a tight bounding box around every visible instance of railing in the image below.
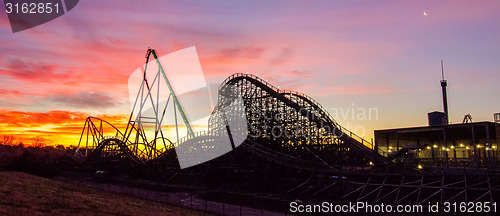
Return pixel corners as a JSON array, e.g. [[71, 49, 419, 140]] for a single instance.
[[173, 130, 221, 146], [98, 135, 124, 143]]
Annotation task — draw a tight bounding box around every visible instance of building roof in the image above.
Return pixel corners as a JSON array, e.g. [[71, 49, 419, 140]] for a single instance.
[[375, 121, 498, 141]]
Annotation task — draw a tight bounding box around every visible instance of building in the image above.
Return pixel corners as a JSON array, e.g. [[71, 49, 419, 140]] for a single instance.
[[374, 121, 500, 168]]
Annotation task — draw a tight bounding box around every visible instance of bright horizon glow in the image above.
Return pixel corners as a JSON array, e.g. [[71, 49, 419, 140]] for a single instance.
[[0, 109, 208, 147]]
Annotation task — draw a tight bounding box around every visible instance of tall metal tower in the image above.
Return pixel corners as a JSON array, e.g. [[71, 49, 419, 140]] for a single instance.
[[441, 60, 449, 125]]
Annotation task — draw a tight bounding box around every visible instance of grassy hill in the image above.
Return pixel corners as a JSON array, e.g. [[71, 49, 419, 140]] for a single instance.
[[0, 171, 212, 216]]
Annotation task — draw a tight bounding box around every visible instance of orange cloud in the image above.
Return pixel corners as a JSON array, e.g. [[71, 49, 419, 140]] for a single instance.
[[0, 110, 129, 147], [0, 109, 207, 147]]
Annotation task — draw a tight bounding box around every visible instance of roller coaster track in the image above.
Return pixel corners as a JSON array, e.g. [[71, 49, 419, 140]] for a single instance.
[[77, 72, 402, 173], [212, 73, 401, 172], [69, 53, 500, 207], [74, 71, 500, 205], [75, 116, 172, 164]]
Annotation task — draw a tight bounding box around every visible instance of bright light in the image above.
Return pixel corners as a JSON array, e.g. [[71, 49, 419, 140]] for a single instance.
[[426, 146, 431, 150], [423, 11, 428, 16], [451, 146, 455, 149], [433, 144, 438, 148], [442, 147, 446, 150], [477, 144, 482, 148], [460, 144, 464, 147], [466, 146, 470, 150], [369, 161, 374, 166], [493, 146, 497, 149], [418, 165, 423, 169]]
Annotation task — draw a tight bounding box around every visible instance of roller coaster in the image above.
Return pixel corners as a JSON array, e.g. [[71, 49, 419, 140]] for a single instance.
[[74, 49, 499, 205]]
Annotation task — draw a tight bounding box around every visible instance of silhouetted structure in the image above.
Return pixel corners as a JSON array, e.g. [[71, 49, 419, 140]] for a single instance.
[[375, 121, 500, 169], [441, 60, 449, 125], [71, 50, 499, 206], [428, 111, 446, 126]]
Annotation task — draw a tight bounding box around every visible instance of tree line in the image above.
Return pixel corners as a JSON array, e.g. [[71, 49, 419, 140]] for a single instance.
[[0, 134, 77, 177]]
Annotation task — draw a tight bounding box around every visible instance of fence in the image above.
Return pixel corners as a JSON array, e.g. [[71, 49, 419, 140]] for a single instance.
[[55, 176, 288, 216]]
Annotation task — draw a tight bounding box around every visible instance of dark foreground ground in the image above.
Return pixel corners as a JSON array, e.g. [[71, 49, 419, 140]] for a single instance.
[[0, 171, 213, 216]]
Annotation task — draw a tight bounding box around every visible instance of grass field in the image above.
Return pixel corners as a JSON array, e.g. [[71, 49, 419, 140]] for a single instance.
[[0, 171, 213, 216]]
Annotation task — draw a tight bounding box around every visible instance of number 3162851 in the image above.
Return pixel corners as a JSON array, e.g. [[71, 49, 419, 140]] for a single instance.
[[5, 2, 60, 14]]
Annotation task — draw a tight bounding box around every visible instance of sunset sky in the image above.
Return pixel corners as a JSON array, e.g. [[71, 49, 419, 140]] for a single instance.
[[1, 0, 500, 146]]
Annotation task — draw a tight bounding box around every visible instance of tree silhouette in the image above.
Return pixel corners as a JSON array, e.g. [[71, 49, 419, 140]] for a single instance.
[[56, 144, 65, 151], [31, 136, 46, 148], [1, 135, 16, 145]]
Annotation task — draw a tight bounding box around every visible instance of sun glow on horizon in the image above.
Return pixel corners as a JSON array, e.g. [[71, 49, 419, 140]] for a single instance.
[[0, 108, 212, 148]]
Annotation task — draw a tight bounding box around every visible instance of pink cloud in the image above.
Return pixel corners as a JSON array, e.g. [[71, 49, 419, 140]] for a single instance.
[[0, 0, 499, 134]]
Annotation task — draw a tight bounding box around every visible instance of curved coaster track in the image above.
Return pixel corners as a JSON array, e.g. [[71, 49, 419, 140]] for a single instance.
[[77, 73, 399, 173], [75, 56, 499, 204]]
